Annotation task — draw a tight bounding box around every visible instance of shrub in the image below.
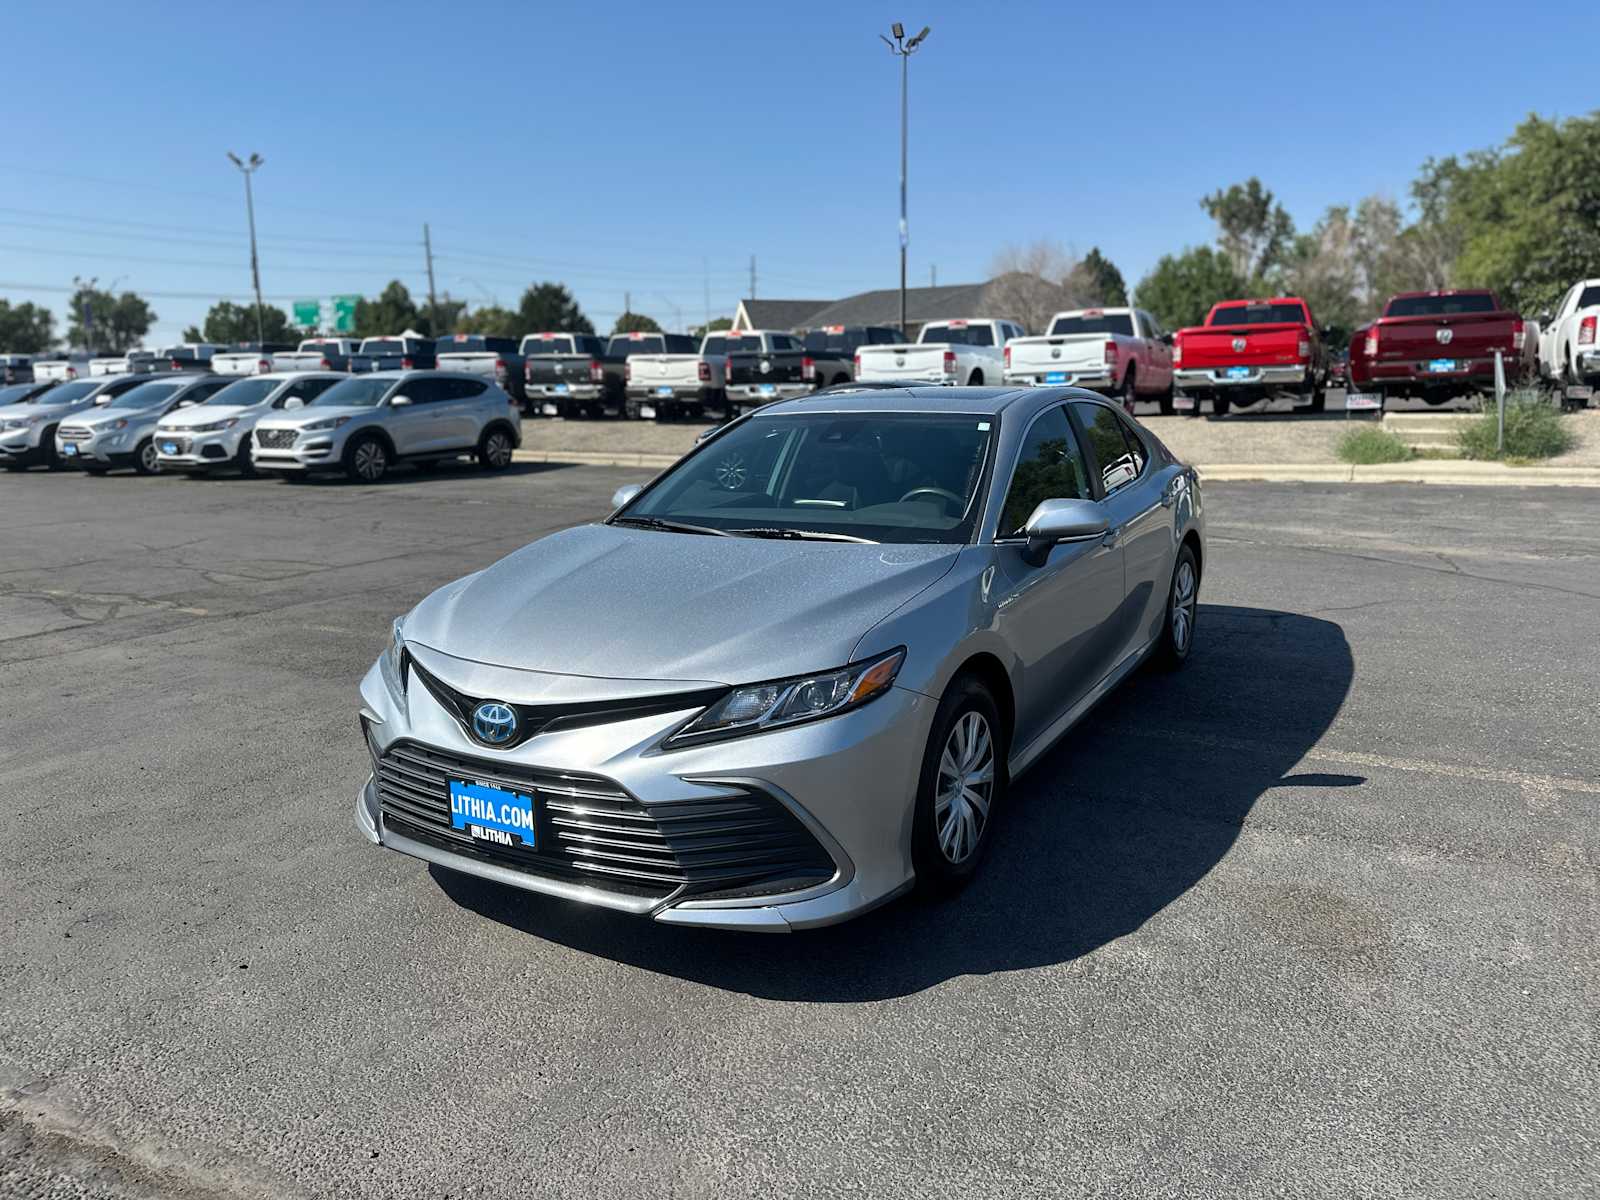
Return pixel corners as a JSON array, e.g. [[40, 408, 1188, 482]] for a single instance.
[[1457, 393, 1575, 461], [1337, 425, 1413, 464]]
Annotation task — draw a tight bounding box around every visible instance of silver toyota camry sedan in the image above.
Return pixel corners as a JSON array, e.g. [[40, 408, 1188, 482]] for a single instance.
[[356, 385, 1205, 930]]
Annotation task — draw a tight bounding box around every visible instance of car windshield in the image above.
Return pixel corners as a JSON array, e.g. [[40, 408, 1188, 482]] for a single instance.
[[1048, 313, 1135, 336], [0, 383, 39, 404], [204, 378, 279, 406], [29, 380, 98, 404], [307, 376, 393, 408], [609, 336, 665, 356], [1209, 304, 1305, 326], [521, 335, 575, 355], [617, 411, 995, 545], [921, 325, 994, 346], [107, 382, 184, 410], [1385, 293, 1497, 318]]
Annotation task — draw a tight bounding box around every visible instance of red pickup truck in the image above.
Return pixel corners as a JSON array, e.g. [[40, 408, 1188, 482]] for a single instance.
[[1347, 290, 1532, 408], [1172, 297, 1326, 416]]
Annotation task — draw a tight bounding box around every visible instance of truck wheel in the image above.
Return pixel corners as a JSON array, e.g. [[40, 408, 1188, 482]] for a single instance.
[[1212, 395, 1231, 417], [1306, 390, 1326, 413], [1158, 385, 1175, 417], [622, 401, 640, 421], [1120, 370, 1138, 416]]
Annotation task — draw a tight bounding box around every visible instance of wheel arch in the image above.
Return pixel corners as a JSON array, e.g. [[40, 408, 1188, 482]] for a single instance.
[[480, 417, 519, 446], [1180, 528, 1203, 582], [949, 651, 1015, 757], [346, 425, 397, 458]]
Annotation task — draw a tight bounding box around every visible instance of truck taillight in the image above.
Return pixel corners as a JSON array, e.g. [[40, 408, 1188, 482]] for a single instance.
[[1004, 345, 1011, 370], [1172, 334, 1183, 366], [1104, 340, 1118, 364], [853, 353, 861, 372], [257, 358, 271, 374], [698, 361, 710, 382], [319, 357, 331, 370], [1576, 316, 1594, 347], [801, 355, 815, 380], [1365, 328, 1379, 357], [401, 356, 414, 370], [1511, 318, 1526, 351], [624, 361, 632, 383], [493, 358, 508, 381], [170, 358, 181, 370], [942, 350, 956, 377], [589, 360, 603, 383], [1296, 337, 1310, 360]]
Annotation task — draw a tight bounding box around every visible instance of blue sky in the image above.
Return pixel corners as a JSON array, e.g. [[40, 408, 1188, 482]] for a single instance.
[[5, 0, 1593, 345]]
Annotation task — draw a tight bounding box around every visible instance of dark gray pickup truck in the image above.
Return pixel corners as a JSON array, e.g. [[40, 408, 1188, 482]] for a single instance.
[[349, 335, 437, 374], [521, 332, 617, 418]]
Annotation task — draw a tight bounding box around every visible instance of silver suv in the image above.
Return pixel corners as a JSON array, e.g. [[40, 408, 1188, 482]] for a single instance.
[[55, 374, 232, 474], [251, 370, 521, 482]]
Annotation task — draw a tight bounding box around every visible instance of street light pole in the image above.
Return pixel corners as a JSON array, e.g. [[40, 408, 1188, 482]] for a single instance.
[[227, 152, 266, 347], [881, 23, 930, 336]]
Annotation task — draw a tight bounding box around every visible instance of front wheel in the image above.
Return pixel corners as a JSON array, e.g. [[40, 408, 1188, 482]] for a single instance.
[[1306, 390, 1326, 413], [133, 438, 160, 475], [1154, 543, 1200, 670], [234, 438, 257, 478], [912, 676, 1006, 895], [478, 426, 515, 470], [343, 435, 389, 483]]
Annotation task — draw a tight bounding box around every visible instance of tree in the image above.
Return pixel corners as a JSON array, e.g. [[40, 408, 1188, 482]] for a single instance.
[[517, 282, 592, 334], [1133, 247, 1247, 331], [691, 316, 733, 340], [612, 311, 662, 335], [0, 300, 57, 353], [1282, 206, 1362, 342], [352, 281, 420, 339], [181, 300, 301, 345], [66, 285, 155, 353], [1201, 178, 1295, 281], [455, 305, 520, 338], [985, 241, 1085, 333], [1069, 247, 1128, 307]]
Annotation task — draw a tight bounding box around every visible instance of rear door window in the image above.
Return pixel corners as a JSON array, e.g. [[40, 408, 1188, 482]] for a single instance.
[[1070, 401, 1145, 496], [997, 406, 1091, 537]]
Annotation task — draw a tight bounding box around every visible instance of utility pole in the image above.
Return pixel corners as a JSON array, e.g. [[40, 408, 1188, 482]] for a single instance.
[[881, 24, 931, 335], [703, 257, 711, 329], [749, 255, 757, 300], [226, 152, 267, 347], [423, 223, 439, 334]]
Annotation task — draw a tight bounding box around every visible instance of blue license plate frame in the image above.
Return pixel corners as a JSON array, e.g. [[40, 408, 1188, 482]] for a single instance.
[[449, 779, 536, 848]]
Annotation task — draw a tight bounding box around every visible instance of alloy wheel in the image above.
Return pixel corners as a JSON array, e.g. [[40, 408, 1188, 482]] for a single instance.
[[1171, 558, 1196, 653], [139, 441, 160, 474], [935, 711, 995, 864], [354, 441, 387, 481], [485, 431, 513, 467]]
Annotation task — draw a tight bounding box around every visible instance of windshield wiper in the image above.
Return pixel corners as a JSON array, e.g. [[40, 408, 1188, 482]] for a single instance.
[[729, 527, 879, 544], [611, 516, 732, 537]]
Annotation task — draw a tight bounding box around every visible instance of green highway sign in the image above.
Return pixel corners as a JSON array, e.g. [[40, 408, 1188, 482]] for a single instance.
[[292, 299, 321, 328], [331, 295, 360, 334]]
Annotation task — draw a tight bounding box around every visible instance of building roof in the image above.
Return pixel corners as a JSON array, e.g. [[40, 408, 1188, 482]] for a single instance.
[[733, 276, 1057, 334], [732, 299, 831, 331]]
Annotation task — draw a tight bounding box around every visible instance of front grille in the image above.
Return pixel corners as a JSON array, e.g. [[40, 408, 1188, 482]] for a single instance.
[[159, 437, 192, 455], [373, 739, 836, 902], [256, 428, 298, 450], [58, 426, 91, 442]]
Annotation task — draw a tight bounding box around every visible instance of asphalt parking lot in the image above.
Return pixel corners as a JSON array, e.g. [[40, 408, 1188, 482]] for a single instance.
[[2, 465, 1597, 1198]]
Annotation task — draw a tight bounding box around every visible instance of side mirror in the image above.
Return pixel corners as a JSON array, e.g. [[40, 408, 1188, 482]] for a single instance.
[[1020, 498, 1109, 567], [611, 483, 643, 509], [389, 394, 412, 407], [176, 398, 196, 408], [282, 396, 305, 410], [694, 425, 720, 445], [1161, 332, 1174, 346], [1537, 311, 1553, 326]]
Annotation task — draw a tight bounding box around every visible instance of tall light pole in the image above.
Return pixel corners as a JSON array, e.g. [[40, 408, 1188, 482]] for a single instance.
[[881, 23, 930, 336], [226, 152, 266, 347]]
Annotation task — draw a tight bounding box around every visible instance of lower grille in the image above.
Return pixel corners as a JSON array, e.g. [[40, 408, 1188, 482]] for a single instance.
[[373, 739, 836, 902], [256, 428, 297, 450], [159, 437, 192, 454]]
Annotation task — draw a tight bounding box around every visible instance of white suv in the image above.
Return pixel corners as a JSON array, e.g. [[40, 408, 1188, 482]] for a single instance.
[[251, 370, 521, 482], [155, 371, 344, 476]]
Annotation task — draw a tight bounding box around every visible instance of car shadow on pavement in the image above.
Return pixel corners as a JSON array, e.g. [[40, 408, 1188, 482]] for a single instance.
[[434, 604, 1354, 1002]]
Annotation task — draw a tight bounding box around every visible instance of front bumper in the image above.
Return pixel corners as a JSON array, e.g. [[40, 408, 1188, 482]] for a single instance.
[[356, 651, 934, 930], [0, 425, 47, 463], [54, 430, 140, 467], [154, 427, 247, 469], [1174, 365, 1308, 389], [252, 431, 342, 472]]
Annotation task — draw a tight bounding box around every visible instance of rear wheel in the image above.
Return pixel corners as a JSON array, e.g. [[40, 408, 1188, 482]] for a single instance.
[[234, 437, 257, 478], [1154, 543, 1200, 670], [41, 428, 62, 470], [912, 676, 1007, 895], [1158, 382, 1175, 416], [1212, 394, 1231, 417], [478, 426, 515, 470], [133, 438, 160, 475], [1120, 370, 1138, 416], [344, 435, 389, 483], [1306, 389, 1326, 413]]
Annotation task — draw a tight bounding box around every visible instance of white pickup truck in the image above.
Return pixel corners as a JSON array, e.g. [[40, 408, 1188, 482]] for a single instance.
[[625, 329, 790, 421], [273, 338, 362, 373], [1004, 307, 1175, 414], [1538, 278, 1600, 407], [853, 318, 1024, 387]]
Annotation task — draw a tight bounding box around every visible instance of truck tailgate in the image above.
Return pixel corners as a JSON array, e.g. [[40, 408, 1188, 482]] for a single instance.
[[1371, 314, 1516, 366], [274, 352, 331, 371], [726, 353, 804, 386], [525, 355, 592, 386], [628, 354, 701, 389], [1180, 323, 1304, 368], [437, 352, 500, 378], [1007, 335, 1107, 376], [855, 344, 949, 381]]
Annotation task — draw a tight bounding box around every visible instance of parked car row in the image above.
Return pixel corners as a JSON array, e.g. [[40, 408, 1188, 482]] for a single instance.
[[0, 368, 521, 483]]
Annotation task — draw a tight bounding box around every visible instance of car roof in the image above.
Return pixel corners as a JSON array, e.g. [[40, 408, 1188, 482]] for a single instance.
[[764, 384, 1036, 417]]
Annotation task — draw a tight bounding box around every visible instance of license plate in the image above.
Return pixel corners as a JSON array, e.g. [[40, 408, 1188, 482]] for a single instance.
[[160, 441, 179, 455], [655, 386, 673, 397], [1566, 385, 1593, 399], [639, 404, 656, 420], [759, 384, 776, 396], [1427, 359, 1457, 374], [552, 383, 568, 393], [1044, 371, 1067, 384], [62, 443, 78, 455], [449, 779, 535, 848], [1173, 394, 1196, 410], [1225, 366, 1252, 380], [541, 403, 559, 416], [1345, 391, 1383, 411]]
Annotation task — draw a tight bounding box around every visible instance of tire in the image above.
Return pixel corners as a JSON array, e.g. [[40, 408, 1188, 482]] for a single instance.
[[1153, 542, 1200, 671], [41, 428, 62, 470], [1212, 394, 1231, 417], [1307, 390, 1326, 413], [133, 438, 160, 476], [911, 675, 1007, 895], [477, 425, 515, 471], [343, 435, 389, 483], [1158, 383, 1175, 416], [234, 437, 257, 478], [84, 466, 109, 476], [184, 469, 211, 479], [1120, 369, 1138, 416]]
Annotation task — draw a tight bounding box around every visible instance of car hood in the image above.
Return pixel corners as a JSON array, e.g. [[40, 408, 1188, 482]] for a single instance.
[[260, 405, 374, 428], [404, 523, 961, 685], [8, 400, 88, 420], [160, 404, 261, 426], [68, 406, 161, 429]]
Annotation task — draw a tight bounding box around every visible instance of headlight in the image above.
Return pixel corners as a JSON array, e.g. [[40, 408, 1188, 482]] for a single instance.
[[379, 616, 408, 698], [301, 416, 353, 432], [1, 415, 40, 430], [666, 648, 904, 747], [189, 419, 240, 433], [109, 418, 129, 430]]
